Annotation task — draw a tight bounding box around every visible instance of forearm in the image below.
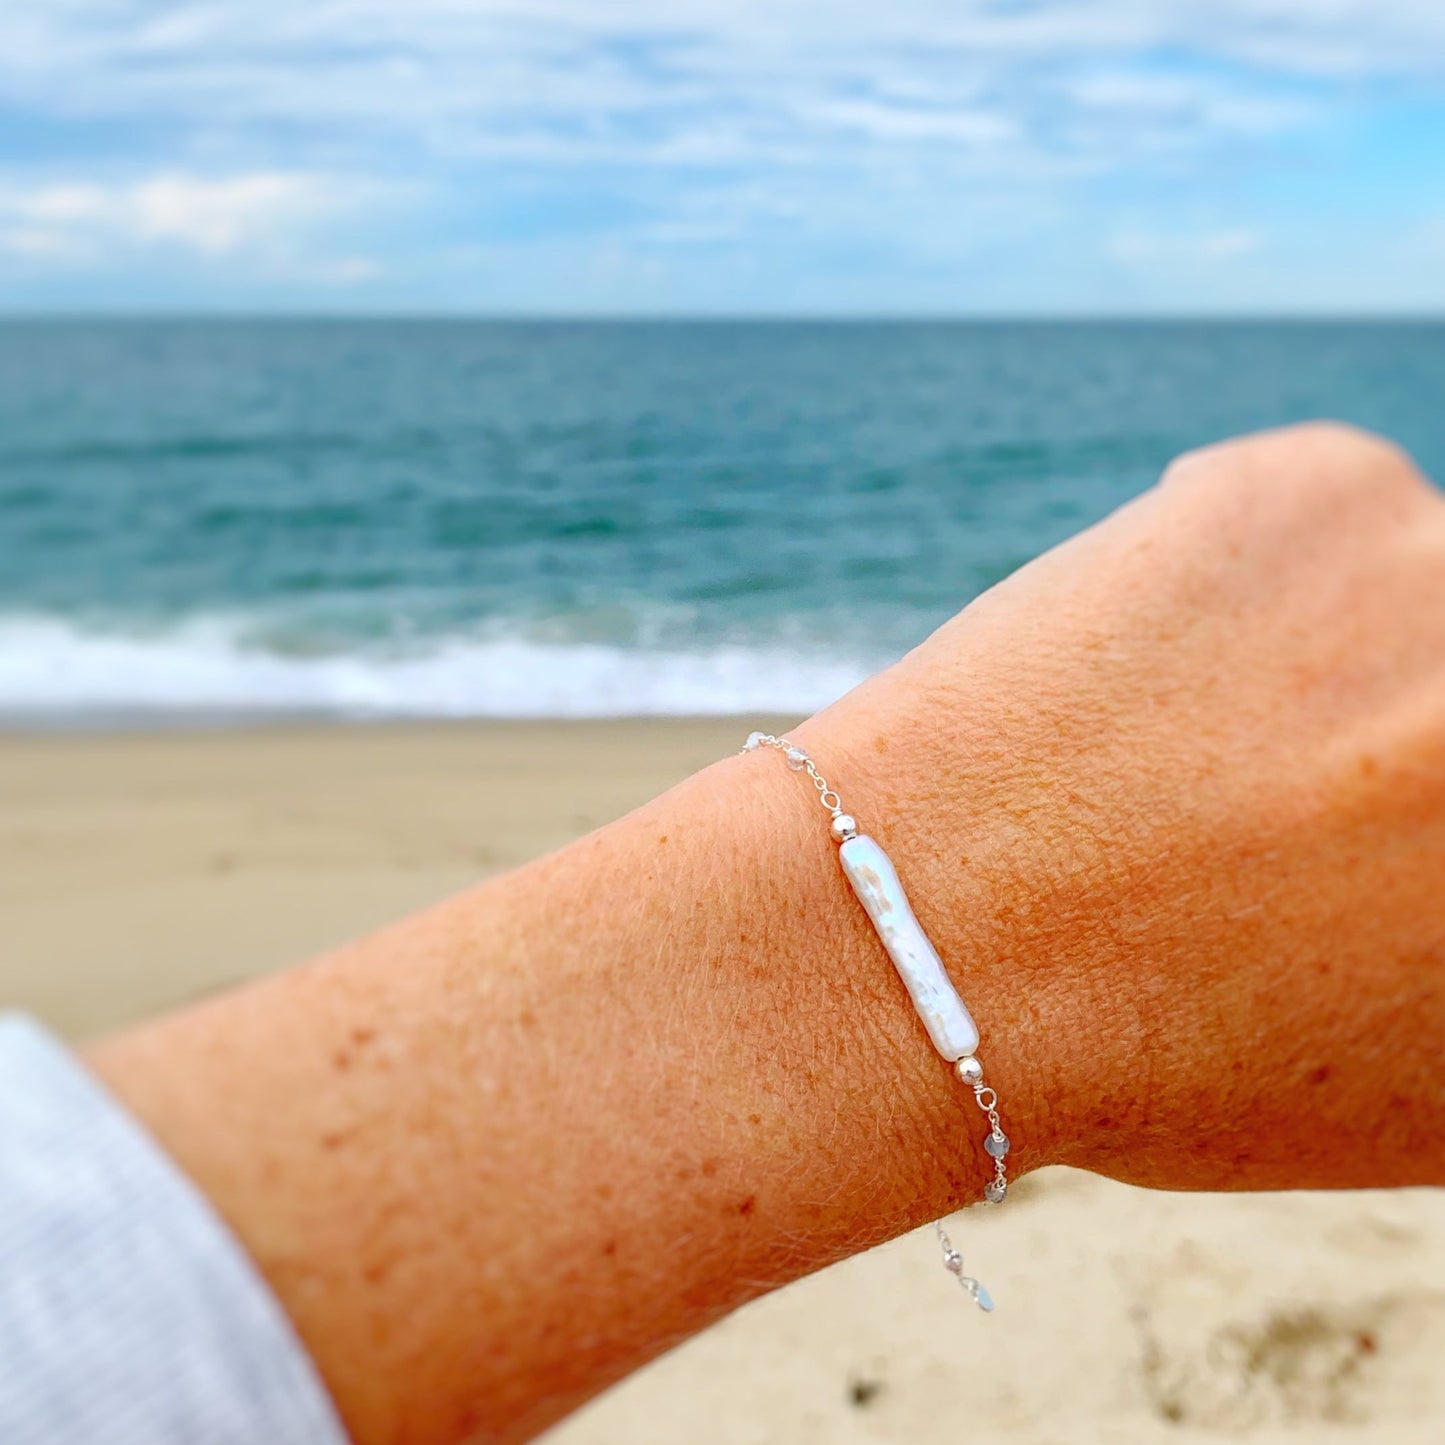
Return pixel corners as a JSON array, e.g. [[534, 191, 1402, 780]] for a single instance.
[[86, 702, 1052, 1445]]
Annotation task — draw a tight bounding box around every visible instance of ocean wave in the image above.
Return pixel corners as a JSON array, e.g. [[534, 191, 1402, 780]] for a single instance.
[[0, 616, 879, 722]]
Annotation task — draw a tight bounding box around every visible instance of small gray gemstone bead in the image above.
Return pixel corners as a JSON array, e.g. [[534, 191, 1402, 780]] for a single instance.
[[784, 746, 809, 770], [984, 1130, 1010, 1159], [984, 1180, 1007, 1204]]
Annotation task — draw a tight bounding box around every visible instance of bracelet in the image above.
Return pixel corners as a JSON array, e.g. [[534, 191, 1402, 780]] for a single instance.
[[741, 730, 1009, 1312]]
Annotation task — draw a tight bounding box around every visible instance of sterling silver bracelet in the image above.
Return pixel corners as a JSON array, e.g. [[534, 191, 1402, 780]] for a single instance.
[[742, 730, 1009, 1312]]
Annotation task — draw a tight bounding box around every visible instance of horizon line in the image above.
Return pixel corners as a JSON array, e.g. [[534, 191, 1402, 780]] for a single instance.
[[2, 310, 1445, 325]]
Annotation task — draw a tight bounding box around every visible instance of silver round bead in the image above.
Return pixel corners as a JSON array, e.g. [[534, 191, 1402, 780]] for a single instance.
[[943, 1249, 964, 1274], [955, 1055, 984, 1085], [829, 813, 858, 842]]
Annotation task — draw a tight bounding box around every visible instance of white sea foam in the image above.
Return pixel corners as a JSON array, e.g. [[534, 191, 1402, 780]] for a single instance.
[[0, 615, 880, 723]]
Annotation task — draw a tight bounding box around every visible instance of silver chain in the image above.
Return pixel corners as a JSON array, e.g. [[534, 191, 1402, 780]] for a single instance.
[[743, 732, 844, 814], [742, 731, 1009, 1311], [935, 1219, 993, 1311]]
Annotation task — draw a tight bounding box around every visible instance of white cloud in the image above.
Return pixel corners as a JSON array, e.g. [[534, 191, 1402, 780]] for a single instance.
[[131, 173, 324, 253], [0, 1, 1432, 176], [1066, 70, 1318, 136], [1108, 227, 1265, 264], [0, 224, 82, 258], [807, 100, 1019, 147], [0, 2, 1440, 309], [1200, 229, 1264, 259], [0, 171, 381, 278]]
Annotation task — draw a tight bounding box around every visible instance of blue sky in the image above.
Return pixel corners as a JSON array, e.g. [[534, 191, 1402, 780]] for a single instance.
[[2, 2, 1444, 314]]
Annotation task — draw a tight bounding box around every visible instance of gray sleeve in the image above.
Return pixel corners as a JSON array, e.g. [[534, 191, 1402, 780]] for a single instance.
[[0, 1014, 350, 1445]]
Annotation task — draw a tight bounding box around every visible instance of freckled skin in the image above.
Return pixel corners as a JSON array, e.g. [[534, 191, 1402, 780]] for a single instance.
[[91, 424, 1445, 1445]]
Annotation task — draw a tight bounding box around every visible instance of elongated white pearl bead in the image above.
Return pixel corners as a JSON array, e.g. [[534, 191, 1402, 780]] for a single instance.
[[837, 835, 980, 1060]]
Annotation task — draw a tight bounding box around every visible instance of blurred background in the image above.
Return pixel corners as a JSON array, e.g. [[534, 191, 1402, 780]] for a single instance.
[[2, 5, 1444, 1444], [2, 3, 1444, 721]]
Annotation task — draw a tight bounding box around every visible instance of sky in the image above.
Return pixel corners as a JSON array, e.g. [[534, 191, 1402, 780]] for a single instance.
[[2, 1, 1444, 315]]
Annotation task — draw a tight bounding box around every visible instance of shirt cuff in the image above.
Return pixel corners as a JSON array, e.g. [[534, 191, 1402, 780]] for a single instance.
[[0, 1013, 350, 1445]]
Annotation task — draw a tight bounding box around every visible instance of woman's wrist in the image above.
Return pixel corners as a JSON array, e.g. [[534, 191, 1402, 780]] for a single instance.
[[790, 667, 1084, 1182], [599, 719, 1054, 1242]]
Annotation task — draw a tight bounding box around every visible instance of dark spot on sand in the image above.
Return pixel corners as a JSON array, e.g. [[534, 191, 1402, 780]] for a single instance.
[[657, 833, 668, 845], [873, 735, 889, 754], [848, 1376, 884, 1407], [1309, 1064, 1332, 1086], [737, 1195, 756, 1217], [748, 1113, 762, 1125], [1144, 1302, 1400, 1426]]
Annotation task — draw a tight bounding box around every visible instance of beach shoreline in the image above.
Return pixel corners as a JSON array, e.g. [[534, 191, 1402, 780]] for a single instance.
[[2, 717, 1442, 1443]]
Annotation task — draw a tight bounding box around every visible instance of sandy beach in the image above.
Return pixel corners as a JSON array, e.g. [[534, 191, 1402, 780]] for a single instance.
[[2, 720, 1442, 1444]]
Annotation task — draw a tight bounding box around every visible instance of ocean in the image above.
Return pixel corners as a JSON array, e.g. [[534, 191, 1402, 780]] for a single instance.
[[2, 319, 1442, 724]]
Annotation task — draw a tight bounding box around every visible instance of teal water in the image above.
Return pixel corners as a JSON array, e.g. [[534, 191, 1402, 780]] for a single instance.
[[1, 320, 1442, 719]]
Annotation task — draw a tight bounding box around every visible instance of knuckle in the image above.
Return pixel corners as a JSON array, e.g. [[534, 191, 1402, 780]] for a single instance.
[[1158, 421, 1433, 511], [1282, 421, 1427, 496]]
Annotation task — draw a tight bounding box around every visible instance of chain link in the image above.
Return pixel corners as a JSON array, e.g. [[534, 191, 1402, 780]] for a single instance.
[[934, 1219, 993, 1310], [740, 732, 848, 818], [973, 1082, 1010, 1203]]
